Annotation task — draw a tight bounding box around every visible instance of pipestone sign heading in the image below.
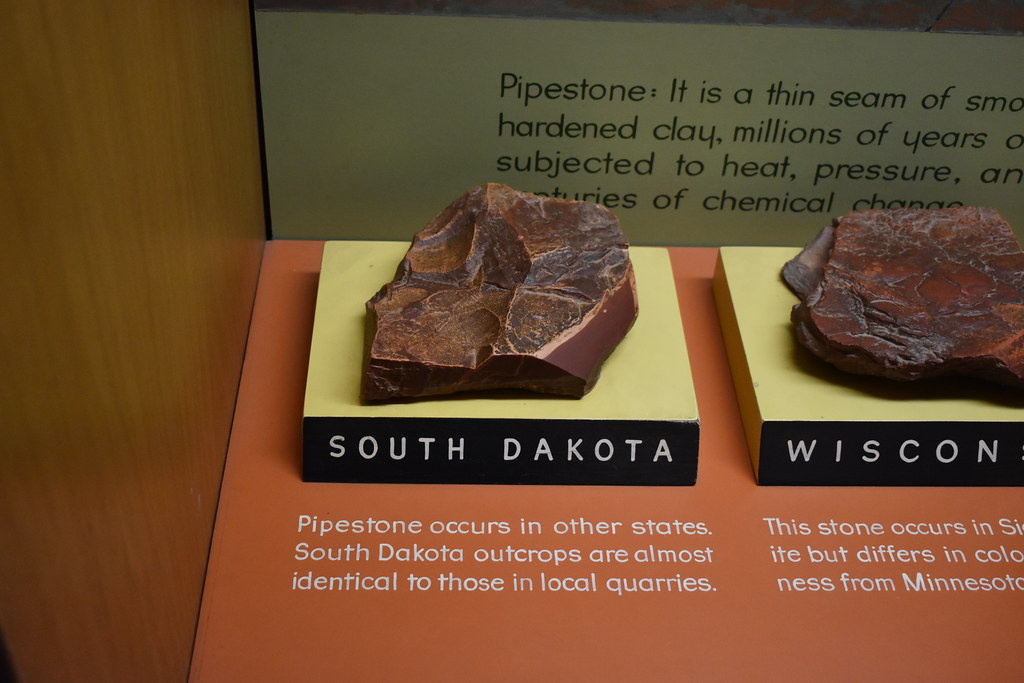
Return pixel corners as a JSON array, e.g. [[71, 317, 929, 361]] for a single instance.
[[499, 72, 653, 107], [302, 417, 700, 486]]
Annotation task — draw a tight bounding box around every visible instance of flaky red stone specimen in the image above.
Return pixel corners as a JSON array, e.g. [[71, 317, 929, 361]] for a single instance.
[[783, 207, 1024, 388], [362, 183, 638, 400]]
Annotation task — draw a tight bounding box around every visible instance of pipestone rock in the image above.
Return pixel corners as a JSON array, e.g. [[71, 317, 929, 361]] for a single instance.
[[362, 183, 638, 401], [783, 207, 1024, 388]]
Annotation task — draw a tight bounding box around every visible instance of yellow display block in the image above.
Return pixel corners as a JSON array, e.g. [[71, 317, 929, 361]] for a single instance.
[[714, 246, 1024, 486], [303, 241, 699, 485]]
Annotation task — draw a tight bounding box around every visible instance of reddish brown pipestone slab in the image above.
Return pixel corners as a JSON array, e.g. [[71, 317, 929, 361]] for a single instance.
[[362, 183, 638, 401], [783, 207, 1024, 389]]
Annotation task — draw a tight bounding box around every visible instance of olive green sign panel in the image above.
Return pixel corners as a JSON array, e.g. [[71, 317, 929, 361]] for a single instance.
[[256, 12, 1024, 245]]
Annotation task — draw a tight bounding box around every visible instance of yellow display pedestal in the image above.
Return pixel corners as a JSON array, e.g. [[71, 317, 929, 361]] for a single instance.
[[714, 246, 1024, 485], [303, 241, 700, 485]]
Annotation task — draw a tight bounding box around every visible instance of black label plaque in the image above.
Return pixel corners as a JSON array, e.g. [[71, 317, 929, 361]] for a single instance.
[[303, 417, 699, 486], [759, 421, 1024, 486]]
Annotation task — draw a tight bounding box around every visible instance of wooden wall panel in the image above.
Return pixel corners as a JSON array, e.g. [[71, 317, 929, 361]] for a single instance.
[[0, 2, 264, 681]]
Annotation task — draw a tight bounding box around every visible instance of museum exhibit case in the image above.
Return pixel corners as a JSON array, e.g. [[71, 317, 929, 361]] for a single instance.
[[4, 1, 1024, 682], [198, 7, 1024, 675]]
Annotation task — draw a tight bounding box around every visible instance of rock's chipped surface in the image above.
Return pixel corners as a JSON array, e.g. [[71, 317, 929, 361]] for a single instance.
[[362, 183, 638, 400], [783, 207, 1024, 388]]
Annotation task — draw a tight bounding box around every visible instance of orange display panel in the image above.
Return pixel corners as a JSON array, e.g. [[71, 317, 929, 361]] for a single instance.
[[190, 242, 1024, 682]]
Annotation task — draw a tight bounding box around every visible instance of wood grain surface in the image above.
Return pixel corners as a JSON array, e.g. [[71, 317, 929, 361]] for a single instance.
[[1, 0, 1018, 681], [0, 2, 264, 681]]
